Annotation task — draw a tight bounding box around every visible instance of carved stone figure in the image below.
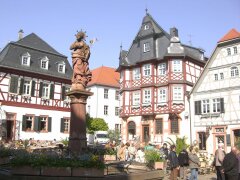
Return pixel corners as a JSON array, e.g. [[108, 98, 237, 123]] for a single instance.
[[70, 31, 92, 90]]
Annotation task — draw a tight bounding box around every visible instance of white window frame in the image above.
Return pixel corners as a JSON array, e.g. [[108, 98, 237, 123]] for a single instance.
[[230, 66, 239, 77], [233, 46, 238, 54], [39, 116, 48, 131], [220, 73, 224, 80], [202, 99, 210, 114], [41, 56, 49, 70], [23, 80, 31, 96], [212, 98, 221, 113], [104, 89, 109, 99], [144, 24, 149, 30], [173, 86, 183, 101], [143, 89, 151, 104], [143, 42, 150, 52], [143, 64, 151, 77], [158, 63, 166, 75], [158, 88, 167, 103], [227, 48, 231, 56], [21, 52, 31, 66], [115, 107, 119, 116], [115, 90, 119, 100], [42, 83, 50, 99], [133, 68, 141, 80], [58, 63, 65, 73], [214, 74, 218, 81], [104, 105, 108, 115], [132, 91, 140, 106], [63, 118, 70, 133], [172, 59, 182, 72]]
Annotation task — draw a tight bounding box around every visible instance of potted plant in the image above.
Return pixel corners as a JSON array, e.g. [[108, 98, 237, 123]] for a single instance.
[[104, 148, 117, 161], [144, 149, 165, 170]]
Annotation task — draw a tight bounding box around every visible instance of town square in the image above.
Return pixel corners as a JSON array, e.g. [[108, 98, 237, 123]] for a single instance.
[[0, 0, 239, 179]]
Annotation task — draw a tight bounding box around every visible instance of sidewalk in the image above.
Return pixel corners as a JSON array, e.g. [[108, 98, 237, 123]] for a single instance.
[[163, 172, 216, 180]]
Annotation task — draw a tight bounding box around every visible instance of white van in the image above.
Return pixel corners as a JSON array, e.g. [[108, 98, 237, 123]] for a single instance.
[[94, 131, 109, 145]]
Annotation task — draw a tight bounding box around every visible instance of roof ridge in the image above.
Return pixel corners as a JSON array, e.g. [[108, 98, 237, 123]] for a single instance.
[[218, 28, 240, 43]]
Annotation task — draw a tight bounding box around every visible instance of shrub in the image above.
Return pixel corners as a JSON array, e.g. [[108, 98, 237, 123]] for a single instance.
[[145, 149, 164, 167]]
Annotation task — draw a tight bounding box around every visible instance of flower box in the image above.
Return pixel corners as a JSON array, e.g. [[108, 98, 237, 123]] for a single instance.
[[154, 161, 164, 170], [12, 166, 41, 175], [72, 167, 104, 177], [41, 167, 71, 176], [104, 154, 116, 161]]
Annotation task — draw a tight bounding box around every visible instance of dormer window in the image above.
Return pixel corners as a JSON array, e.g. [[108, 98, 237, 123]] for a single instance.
[[143, 42, 150, 52], [144, 24, 149, 30], [58, 63, 65, 73], [41, 56, 49, 70], [21, 52, 30, 66]]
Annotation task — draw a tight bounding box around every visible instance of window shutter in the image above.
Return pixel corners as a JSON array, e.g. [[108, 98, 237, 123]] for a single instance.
[[220, 98, 225, 113], [22, 115, 27, 131], [34, 116, 39, 131], [19, 78, 24, 95], [195, 101, 201, 115], [50, 84, 54, 99], [31, 80, 36, 97], [61, 86, 66, 100], [48, 117, 52, 132], [39, 82, 43, 97], [9, 76, 19, 93], [60, 118, 64, 133]]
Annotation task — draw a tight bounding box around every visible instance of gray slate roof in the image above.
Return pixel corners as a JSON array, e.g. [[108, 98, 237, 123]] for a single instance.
[[119, 13, 206, 67], [0, 33, 72, 80]]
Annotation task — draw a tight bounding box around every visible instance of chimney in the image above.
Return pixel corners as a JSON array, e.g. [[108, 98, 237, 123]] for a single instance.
[[18, 29, 24, 40], [170, 27, 178, 37]]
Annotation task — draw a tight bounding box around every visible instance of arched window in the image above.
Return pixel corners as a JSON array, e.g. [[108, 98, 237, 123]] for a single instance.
[[128, 121, 136, 140], [230, 66, 239, 77]]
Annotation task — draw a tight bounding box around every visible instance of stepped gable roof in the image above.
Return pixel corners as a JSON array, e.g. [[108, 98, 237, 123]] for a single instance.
[[119, 13, 206, 67], [218, 29, 240, 43], [0, 33, 72, 81], [88, 66, 120, 88]]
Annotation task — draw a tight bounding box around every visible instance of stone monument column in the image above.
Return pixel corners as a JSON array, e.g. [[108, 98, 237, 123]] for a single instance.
[[67, 31, 93, 154]]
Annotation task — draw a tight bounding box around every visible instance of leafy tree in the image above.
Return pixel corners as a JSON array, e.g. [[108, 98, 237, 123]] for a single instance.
[[86, 114, 108, 133], [165, 136, 189, 155]]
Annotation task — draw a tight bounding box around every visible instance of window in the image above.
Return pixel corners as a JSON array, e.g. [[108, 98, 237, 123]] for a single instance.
[[220, 73, 224, 80], [62, 86, 70, 100], [63, 119, 70, 133], [115, 90, 119, 100], [41, 57, 49, 70], [115, 124, 121, 132], [158, 88, 167, 103], [58, 63, 65, 73], [170, 118, 179, 134], [115, 107, 119, 116], [104, 89, 109, 99], [25, 115, 34, 131], [144, 24, 149, 30], [104, 105, 108, 115], [233, 46, 238, 54], [173, 86, 183, 101], [231, 67, 239, 77], [21, 52, 30, 66], [39, 116, 48, 131], [42, 83, 50, 98], [143, 64, 151, 76], [133, 91, 140, 106], [214, 74, 218, 81], [202, 99, 210, 114], [155, 119, 163, 134], [133, 68, 140, 80], [23, 80, 31, 95], [158, 63, 166, 75], [143, 89, 151, 104], [212, 98, 221, 113], [143, 42, 150, 52], [227, 48, 231, 56], [172, 59, 182, 72]]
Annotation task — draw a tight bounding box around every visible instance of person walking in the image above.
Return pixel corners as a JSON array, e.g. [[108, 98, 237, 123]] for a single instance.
[[188, 146, 200, 180], [215, 143, 226, 180], [160, 143, 169, 160], [222, 146, 239, 180], [178, 147, 189, 179], [168, 145, 179, 180]]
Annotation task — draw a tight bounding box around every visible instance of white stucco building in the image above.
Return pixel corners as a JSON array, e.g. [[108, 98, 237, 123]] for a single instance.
[[87, 66, 121, 131], [190, 29, 240, 154]]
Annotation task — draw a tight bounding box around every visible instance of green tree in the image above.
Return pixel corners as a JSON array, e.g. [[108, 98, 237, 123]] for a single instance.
[[86, 115, 108, 133], [108, 129, 121, 143]]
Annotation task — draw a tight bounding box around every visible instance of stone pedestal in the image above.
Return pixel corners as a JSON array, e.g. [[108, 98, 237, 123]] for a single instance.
[[67, 89, 93, 154]]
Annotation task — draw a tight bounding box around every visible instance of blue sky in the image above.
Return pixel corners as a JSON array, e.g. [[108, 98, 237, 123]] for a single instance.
[[0, 0, 240, 69]]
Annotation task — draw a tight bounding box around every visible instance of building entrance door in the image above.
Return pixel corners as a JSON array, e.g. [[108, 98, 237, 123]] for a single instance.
[[143, 125, 149, 143], [6, 120, 14, 141]]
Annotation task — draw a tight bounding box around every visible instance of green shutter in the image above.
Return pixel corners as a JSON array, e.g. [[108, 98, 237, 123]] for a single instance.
[[31, 80, 36, 97], [9, 76, 19, 93], [61, 86, 66, 100], [48, 117, 52, 132], [195, 101, 201, 115], [50, 84, 54, 99], [22, 115, 27, 131], [39, 82, 43, 97], [34, 116, 39, 131], [220, 98, 225, 113], [19, 78, 24, 95], [60, 118, 64, 133]]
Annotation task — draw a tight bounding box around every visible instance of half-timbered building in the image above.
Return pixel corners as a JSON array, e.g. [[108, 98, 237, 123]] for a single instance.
[[0, 31, 72, 141], [118, 13, 206, 144], [190, 29, 240, 154]]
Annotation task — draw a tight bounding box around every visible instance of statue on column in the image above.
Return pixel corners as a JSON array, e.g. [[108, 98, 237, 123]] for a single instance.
[[70, 31, 92, 90]]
